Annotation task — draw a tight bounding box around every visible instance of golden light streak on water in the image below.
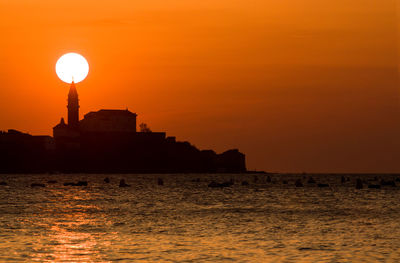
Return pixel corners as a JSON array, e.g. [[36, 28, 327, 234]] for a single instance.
[[1, 173, 400, 262]]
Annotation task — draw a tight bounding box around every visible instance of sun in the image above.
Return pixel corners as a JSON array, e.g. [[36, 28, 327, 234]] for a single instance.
[[55, 53, 89, 84]]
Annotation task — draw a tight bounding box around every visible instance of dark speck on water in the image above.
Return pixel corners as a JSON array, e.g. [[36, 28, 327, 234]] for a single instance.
[[0, 173, 400, 262], [307, 177, 316, 184], [63, 181, 88, 186], [119, 179, 130, 187], [30, 183, 45, 188], [157, 178, 164, 186], [368, 184, 381, 189], [341, 176, 346, 184], [295, 178, 303, 187]]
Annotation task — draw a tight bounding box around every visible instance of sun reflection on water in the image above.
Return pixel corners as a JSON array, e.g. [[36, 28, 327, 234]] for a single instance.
[[30, 189, 114, 262], [2, 174, 400, 262]]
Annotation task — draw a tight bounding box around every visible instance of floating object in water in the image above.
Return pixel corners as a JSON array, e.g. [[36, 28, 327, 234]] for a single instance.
[[295, 179, 303, 187], [47, 180, 57, 184], [368, 184, 381, 189], [317, 183, 329, 188], [208, 181, 219, 188], [380, 179, 396, 187], [157, 178, 164, 185], [356, 179, 363, 189], [208, 180, 233, 188], [104, 177, 110, 183], [76, 181, 88, 186], [119, 179, 130, 187], [63, 181, 88, 186], [31, 183, 45, 187], [307, 177, 316, 184], [0, 182, 7, 186], [241, 181, 249, 186], [282, 180, 288, 184]]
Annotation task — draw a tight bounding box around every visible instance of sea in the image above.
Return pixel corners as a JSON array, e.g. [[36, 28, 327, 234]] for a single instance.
[[0, 173, 400, 262]]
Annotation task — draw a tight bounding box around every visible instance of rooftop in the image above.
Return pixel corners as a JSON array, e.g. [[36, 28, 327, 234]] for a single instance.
[[84, 109, 137, 118]]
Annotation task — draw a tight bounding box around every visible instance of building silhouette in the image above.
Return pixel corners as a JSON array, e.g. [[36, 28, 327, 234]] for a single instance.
[[81, 109, 137, 133], [0, 82, 246, 173]]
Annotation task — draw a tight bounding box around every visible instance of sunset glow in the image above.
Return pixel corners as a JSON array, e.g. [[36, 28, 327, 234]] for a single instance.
[[0, 0, 398, 172], [1, 1, 400, 262]]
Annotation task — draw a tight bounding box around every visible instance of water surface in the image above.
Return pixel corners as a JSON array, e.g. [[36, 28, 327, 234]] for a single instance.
[[0, 173, 399, 262]]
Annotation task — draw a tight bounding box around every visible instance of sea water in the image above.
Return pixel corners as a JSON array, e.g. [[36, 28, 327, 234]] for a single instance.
[[0, 173, 400, 262]]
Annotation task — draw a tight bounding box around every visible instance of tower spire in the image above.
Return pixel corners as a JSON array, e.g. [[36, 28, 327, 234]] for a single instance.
[[67, 81, 79, 129]]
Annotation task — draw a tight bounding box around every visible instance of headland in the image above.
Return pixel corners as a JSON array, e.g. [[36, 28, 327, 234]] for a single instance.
[[0, 82, 246, 173]]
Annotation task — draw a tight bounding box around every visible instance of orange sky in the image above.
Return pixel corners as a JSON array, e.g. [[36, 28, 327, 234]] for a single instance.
[[0, 0, 399, 173]]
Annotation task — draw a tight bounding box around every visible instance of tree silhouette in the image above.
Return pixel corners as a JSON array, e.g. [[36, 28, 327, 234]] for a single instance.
[[139, 123, 152, 133]]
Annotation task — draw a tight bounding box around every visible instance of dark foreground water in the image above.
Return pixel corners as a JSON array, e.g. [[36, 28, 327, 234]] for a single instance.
[[0, 173, 400, 262]]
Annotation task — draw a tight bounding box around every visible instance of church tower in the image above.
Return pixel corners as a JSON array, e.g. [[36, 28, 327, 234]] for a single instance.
[[67, 81, 79, 129]]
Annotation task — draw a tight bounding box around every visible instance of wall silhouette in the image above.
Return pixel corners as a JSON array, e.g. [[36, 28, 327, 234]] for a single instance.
[[0, 128, 246, 173]]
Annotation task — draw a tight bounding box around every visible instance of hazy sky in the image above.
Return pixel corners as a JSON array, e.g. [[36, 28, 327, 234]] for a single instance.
[[0, 0, 398, 172]]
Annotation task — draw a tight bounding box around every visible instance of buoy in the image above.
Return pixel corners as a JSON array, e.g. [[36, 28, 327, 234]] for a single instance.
[[295, 179, 303, 187], [119, 179, 130, 187], [356, 179, 363, 189], [307, 177, 316, 184], [158, 178, 164, 186], [31, 183, 45, 188]]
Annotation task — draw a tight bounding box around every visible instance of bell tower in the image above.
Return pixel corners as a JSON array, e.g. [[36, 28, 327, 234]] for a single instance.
[[67, 81, 79, 129]]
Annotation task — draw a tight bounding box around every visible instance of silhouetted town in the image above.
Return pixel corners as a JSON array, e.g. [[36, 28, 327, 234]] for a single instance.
[[0, 82, 246, 173]]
